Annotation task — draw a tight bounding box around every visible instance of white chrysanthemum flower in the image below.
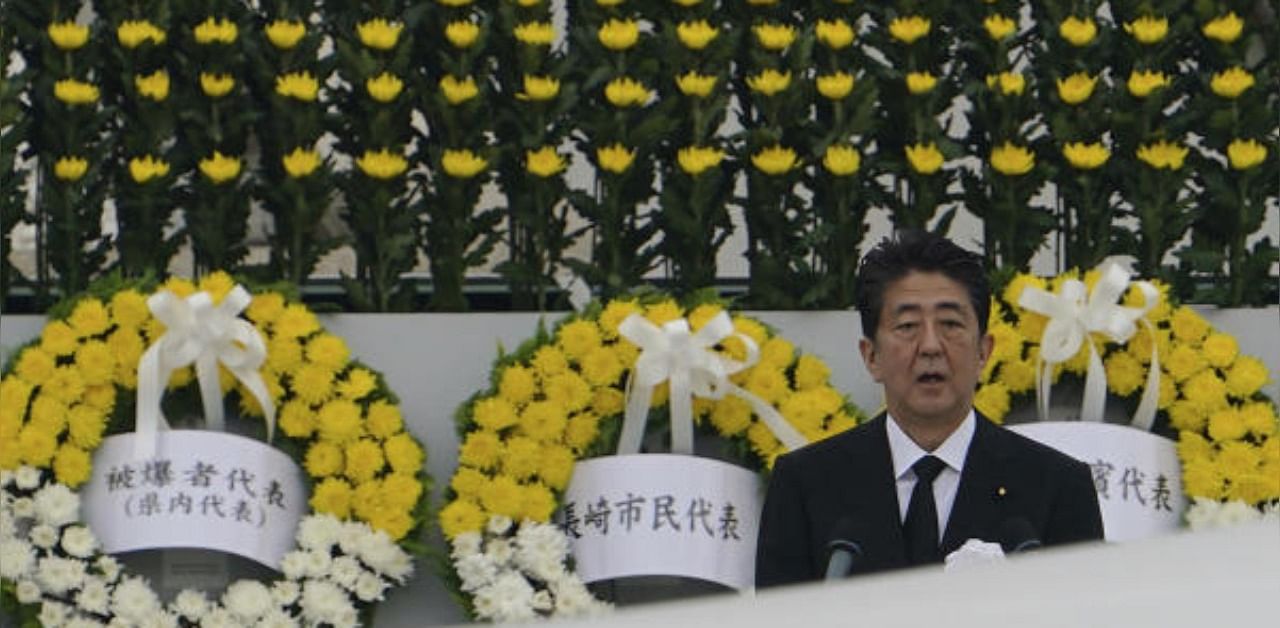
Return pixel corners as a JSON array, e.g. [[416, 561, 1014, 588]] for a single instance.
[[353, 572, 387, 602], [300, 580, 353, 625], [1185, 498, 1219, 530], [30, 523, 59, 548], [271, 579, 300, 606], [304, 549, 332, 576], [297, 514, 342, 551], [200, 608, 240, 628], [515, 521, 571, 580], [111, 576, 162, 623], [34, 483, 80, 526], [487, 515, 513, 535], [354, 529, 413, 582], [16, 578, 42, 603], [77, 577, 113, 615], [0, 468, 15, 487], [224, 580, 274, 622], [0, 506, 17, 538], [37, 555, 88, 595], [39, 600, 71, 626], [337, 521, 370, 555], [450, 531, 482, 559], [280, 550, 310, 580], [256, 608, 300, 628], [15, 466, 42, 489], [484, 537, 514, 564], [531, 589, 553, 612], [65, 614, 106, 628], [95, 555, 121, 582], [1215, 500, 1261, 526], [13, 496, 36, 518], [61, 525, 98, 558], [548, 572, 610, 617], [455, 553, 498, 592], [136, 608, 179, 628], [171, 589, 210, 621], [329, 555, 363, 591], [0, 537, 36, 578], [473, 571, 538, 622]]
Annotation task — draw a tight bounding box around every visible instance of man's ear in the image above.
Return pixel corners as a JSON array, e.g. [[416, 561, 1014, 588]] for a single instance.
[[978, 331, 994, 367], [859, 337, 883, 383]]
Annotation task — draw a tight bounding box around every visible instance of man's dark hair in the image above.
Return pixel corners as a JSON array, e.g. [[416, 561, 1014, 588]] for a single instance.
[[852, 230, 991, 340]]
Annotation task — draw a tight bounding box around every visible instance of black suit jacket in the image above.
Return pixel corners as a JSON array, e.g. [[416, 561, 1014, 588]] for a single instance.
[[755, 414, 1104, 587]]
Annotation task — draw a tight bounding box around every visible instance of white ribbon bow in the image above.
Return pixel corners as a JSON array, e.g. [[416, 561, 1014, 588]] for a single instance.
[[616, 312, 807, 455], [1017, 262, 1162, 430], [134, 285, 276, 459]]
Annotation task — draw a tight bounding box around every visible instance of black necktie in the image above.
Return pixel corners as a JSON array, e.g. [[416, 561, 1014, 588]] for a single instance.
[[904, 455, 946, 565]]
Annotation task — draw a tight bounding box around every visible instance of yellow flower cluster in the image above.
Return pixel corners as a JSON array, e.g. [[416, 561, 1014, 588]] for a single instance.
[[0, 274, 428, 540], [981, 271, 1280, 507], [439, 299, 859, 539]]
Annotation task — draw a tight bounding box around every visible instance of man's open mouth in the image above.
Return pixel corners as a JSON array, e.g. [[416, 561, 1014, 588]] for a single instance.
[[917, 372, 945, 383]]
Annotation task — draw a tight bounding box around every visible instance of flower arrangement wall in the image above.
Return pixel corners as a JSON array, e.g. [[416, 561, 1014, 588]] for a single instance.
[[2, 0, 1276, 311]]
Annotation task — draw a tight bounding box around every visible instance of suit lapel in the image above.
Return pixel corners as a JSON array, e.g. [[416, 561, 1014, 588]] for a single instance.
[[842, 414, 908, 569], [941, 415, 1009, 552]]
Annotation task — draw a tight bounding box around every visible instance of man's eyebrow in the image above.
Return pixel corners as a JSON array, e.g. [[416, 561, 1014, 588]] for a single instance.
[[889, 301, 968, 316]]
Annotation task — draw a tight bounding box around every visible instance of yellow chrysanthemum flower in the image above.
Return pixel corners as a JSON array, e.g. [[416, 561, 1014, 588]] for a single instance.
[[198, 151, 241, 184], [816, 72, 854, 100], [48, 21, 89, 50], [1211, 67, 1255, 99], [135, 70, 170, 102], [265, 20, 305, 49], [676, 20, 718, 50], [514, 21, 555, 46], [129, 155, 170, 184], [983, 14, 1016, 40], [53, 156, 89, 182], [1124, 15, 1168, 44], [675, 71, 716, 98], [441, 149, 488, 178], [526, 146, 567, 177], [1135, 140, 1188, 170], [440, 74, 479, 105], [54, 79, 99, 106], [439, 499, 486, 539], [1062, 142, 1110, 170], [1226, 139, 1267, 171], [445, 21, 481, 48], [310, 478, 353, 518], [677, 145, 725, 175], [1056, 72, 1097, 105], [888, 16, 931, 44], [199, 72, 235, 98], [598, 18, 639, 51], [1059, 16, 1097, 46], [596, 143, 636, 174], [1170, 306, 1210, 344], [747, 69, 791, 96], [366, 72, 404, 103], [305, 441, 344, 477], [1226, 357, 1269, 398], [1127, 69, 1170, 98], [384, 433, 423, 473], [990, 142, 1035, 176], [357, 18, 403, 50], [117, 20, 166, 49], [754, 22, 797, 50], [517, 74, 560, 101], [905, 143, 944, 174], [816, 19, 855, 49], [356, 148, 409, 179], [604, 76, 652, 107], [193, 16, 237, 44], [1202, 12, 1243, 43], [282, 147, 321, 178], [822, 145, 861, 176], [985, 72, 1025, 96], [752, 145, 798, 175], [275, 71, 319, 101], [906, 71, 937, 94]]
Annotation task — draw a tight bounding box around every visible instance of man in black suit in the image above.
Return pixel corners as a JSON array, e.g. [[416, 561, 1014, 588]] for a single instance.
[[755, 230, 1103, 587]]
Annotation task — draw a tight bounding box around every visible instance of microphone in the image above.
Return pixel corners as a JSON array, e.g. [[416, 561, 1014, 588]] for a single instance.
[[998, 517, 1042, 554], [824, 517, 866, 581]]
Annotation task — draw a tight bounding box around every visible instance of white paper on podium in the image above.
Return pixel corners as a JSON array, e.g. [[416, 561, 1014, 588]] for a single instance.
[[560, 454, 763, 590], [1009, 422, 1185, 542], [80, 431, 306, 569]]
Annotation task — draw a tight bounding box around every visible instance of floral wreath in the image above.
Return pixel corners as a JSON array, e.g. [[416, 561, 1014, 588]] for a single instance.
[[0, 272, 430, 626], [976, 265, 1279, 526], [438, 294, 864, 621]]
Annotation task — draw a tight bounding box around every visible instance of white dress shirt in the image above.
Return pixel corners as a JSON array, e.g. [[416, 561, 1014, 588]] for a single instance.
[[886, 411, 976, 535]]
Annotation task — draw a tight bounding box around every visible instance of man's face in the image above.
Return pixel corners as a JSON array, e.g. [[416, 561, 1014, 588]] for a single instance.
[[859, 271, 993, 429]]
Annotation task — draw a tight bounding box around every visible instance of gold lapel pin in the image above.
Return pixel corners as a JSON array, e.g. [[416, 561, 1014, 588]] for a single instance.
[[997, 486, 1007, 497]]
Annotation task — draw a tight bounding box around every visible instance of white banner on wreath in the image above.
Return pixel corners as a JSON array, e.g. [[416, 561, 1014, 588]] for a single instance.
[[560, 454, 762, 590], [1009, 422, 1185, 542], [80, 430, 306, 570]]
